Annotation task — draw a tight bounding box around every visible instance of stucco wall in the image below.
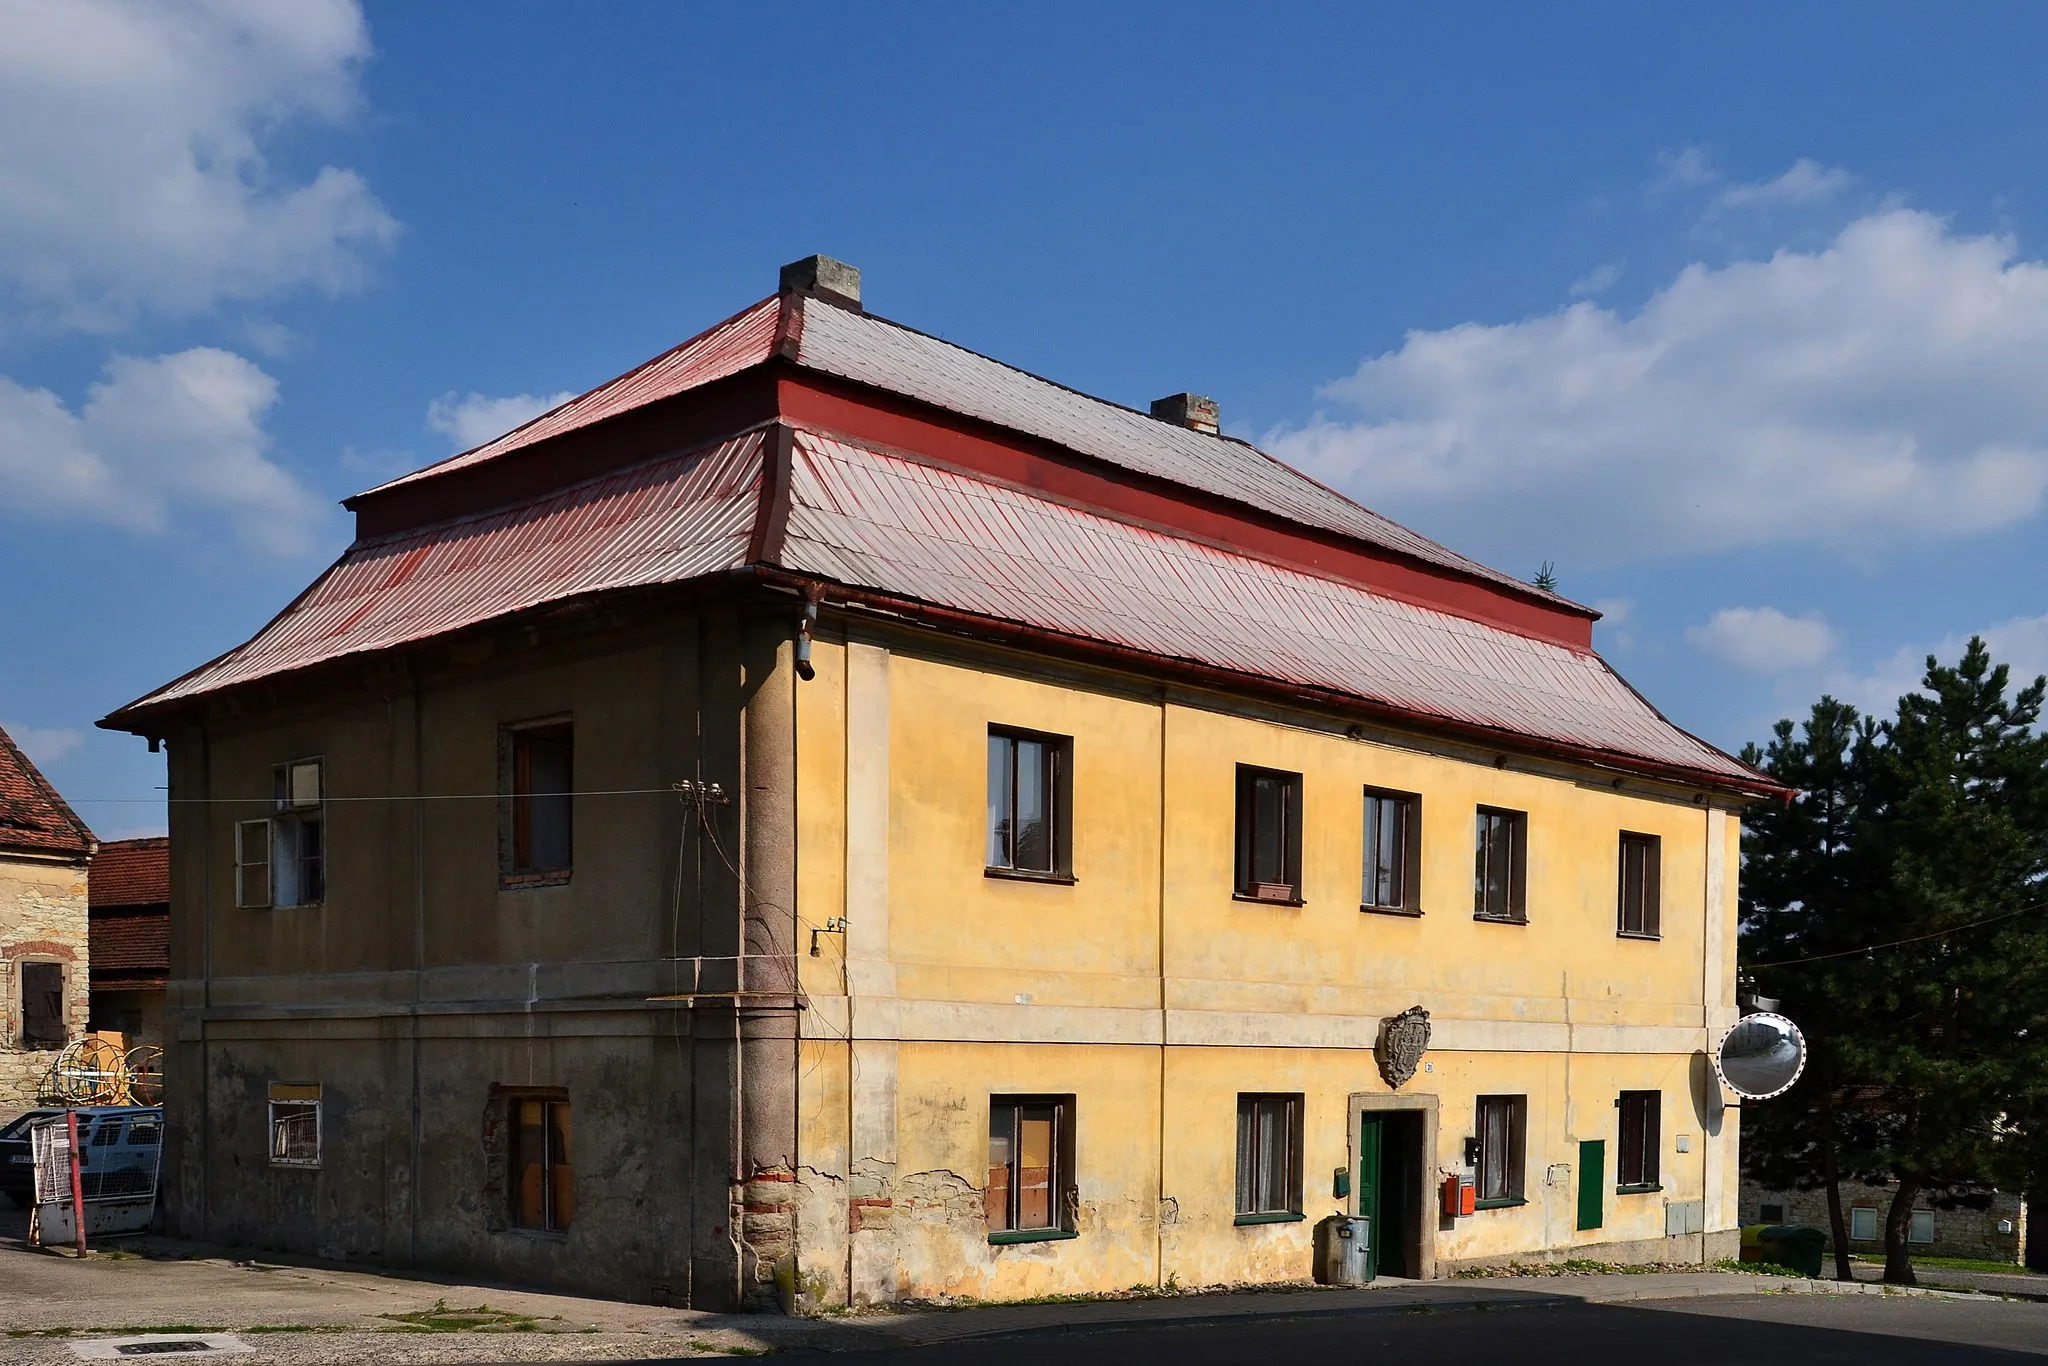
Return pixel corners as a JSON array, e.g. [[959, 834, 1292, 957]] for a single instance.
[[793, 627, 1746, 1304], [0, 855, 90, 1109]]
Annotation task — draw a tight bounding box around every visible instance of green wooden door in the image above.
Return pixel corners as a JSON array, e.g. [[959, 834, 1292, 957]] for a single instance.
[[1577, 1139, 1605, 1231], [1357, 1115, 1384, 1276]]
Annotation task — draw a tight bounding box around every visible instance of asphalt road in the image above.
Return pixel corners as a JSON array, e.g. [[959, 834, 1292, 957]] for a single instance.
[[761, 1294, 2048, 1364]]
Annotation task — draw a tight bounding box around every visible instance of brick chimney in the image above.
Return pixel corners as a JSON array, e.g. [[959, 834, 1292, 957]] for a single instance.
[[779, 254, 861, 309], [1150, 392, 1219, 435]]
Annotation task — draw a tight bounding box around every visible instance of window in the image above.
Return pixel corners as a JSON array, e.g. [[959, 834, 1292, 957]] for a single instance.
[[1473, 807, 1526, 922], [1235, 766, 1303, 901], [1618, 832, 1662, 937], [510, 1097, 574, 1232], [986, 1096, 1074, 1239], [985, 728, 1070, 876], [19, 962, 64, 1050], [238, 759, 323, 909], [1908, 1210, 1935, 1245], [1361, 789, 1421, 913], [1760, 1202, 1785, 1224], [1617, 1091, 1661, 1189], [505, 722, 573, 880], [1475, 1095, 1526, 1204], [1235, 1094, 1303, 1219], [268, 1082, 321, 1168], [1850, 1205, 1879, 1241]]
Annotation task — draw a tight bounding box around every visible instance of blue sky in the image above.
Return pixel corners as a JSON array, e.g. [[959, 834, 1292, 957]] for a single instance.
[[5, 1, 2047, 837]]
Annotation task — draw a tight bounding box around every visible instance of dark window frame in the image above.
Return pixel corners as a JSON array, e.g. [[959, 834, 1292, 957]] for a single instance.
[[1616, 1090, 1661, 1190], [1617, 832, 1662, 938], [259, 757, 325, 908], [19, 961, 65, 1051], [1235, 765, 1304, 903], [1234, 1093, 1305, 1220], [1473, 807, 1527, 923], [501, 719, 574, 887], [1475, 1094, 1526, 1206], [1361, 787, 1422, 915], [268, 1082, 322, 1169], [985, 726, 1074, 881], [508, 1093, 574, 1233], [985, 1094, 1077, 1242]]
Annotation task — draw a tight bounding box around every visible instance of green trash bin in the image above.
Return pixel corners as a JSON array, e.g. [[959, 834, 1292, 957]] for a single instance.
[[1742, 1224, 1825, 1278]]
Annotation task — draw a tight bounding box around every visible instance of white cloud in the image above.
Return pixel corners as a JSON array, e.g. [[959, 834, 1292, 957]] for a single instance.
[[1839, 612, 2048, 717], [1569, 261, 1625, 298], [4, 723, 84, 767], [0, 0, 397, 329], [1268, 206, 2048, 569], [0, 348, 328, 555], [1714, 158, 1853, 212], [1592, 597, 1635, 652], [1687, 607, 1836, 674], [426, 390, 577, 451]]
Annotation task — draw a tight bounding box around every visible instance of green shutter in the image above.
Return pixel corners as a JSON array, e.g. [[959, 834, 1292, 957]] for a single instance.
[[1357, 1116, 1383, 1274], [1577, 1139, 1605, 1231]]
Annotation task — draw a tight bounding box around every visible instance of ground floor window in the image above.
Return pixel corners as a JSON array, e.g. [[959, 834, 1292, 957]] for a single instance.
[[1908, 1210, 1935, 1244], [19, 962, 64, 1050], [1616, 1090, 1661, 1189], [1475, 1095, 1526, 1204], [986, 1096, 1073, 1238], [268, 1082, 321, 1167], [1850, 1205, 1879, 1241], [1235, 1093, 1303, 1219], [1760, 1202, 1785, 1223], [510, 1097, 574, 1232]]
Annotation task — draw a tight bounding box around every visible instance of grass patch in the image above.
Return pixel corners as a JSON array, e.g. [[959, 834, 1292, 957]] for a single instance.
[[6, 1328, 76, 1339], [109, 1326, 230, 1335], [1854, 1254, 2041, 1276], [245, 1324, 350, 1334], [1457, 1259, 1714, 1278], [377, 1300, 541, 1333], [1713, 1258, 1807, 1278], [691, 1345, 770, 1358]]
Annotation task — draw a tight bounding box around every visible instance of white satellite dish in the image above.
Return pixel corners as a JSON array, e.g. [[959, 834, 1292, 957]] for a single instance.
[[1714, 1012, 1807, 1101]]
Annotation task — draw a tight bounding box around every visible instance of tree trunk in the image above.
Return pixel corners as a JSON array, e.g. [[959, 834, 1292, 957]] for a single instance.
[[1819, 1088, 1855, 1282], [1882, 1178, 1922, 1286]]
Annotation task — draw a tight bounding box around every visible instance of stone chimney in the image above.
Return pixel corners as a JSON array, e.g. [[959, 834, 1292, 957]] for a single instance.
[[1150, 392, 1220, 435], [779, 254, 861, 309]]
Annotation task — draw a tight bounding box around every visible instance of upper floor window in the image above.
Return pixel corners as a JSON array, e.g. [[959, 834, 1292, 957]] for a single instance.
[[1235, 1093, 1303, 1220], [986, 728, 1071, 877], [1235, 765, 1302, 902], [504, 721, 573, 882], [237, 759, 323, 908], [1617, 832, 1661, 938], [1475, 1094, 1526, 1205], [1361, 788, 1421, 913], [1473, 807, 1526, 923], [1617, 1090, 1661, 1190], [19, 962, 65, 1050]]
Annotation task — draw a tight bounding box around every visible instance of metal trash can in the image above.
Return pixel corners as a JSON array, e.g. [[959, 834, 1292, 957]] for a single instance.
[[1314, 1214, 1374, 1285], [1739, 1223, 1825, 1278]]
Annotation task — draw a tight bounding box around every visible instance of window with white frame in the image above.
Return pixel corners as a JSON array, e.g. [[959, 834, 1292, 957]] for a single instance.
[[1908, 1210, 1935, 1244], [237, 759, 324, 908], [268, 1082, 321, 1167], [1849, 1205, 1879, 1241]]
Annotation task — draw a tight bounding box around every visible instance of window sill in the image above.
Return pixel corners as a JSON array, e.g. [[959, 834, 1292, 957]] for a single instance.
[[1473, 1197, 1528, 1210], [1615, 931, 1661, 942], [501, 871, 571, 891], [1360, 904, 1423, 918], [983, 867, 1077, 886], [988, 1228, 1078, 1245], [1234, 1211, 1306, 1226], [1472, 913, 1527, 926], [268, 1160, 320, 1171], [1233, 891, 1305, 908], [1615, 1183, 1664, 1195], [498, 1226, 570, 1241]]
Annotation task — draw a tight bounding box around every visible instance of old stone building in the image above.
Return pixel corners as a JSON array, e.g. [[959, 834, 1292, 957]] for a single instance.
[[0, 723, 95, 1110], [104, 258, 1779, 1308], [89, 837, 171, 1053], [1740, 1177, 2030, 1266]]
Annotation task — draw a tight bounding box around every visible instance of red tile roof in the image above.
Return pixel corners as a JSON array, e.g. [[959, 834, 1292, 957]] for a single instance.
[[90, 837, 169, 910], [0, 723, 94, 860], [89, 911, 168, 986]]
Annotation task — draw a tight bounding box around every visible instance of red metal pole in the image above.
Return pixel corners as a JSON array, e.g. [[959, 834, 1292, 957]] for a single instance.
[[65, 1110, 86, 1258]]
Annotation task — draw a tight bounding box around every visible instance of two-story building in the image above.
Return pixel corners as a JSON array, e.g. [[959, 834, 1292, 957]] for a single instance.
[[1, 723, 95, 1112], [103, 257, 1778, 1309]]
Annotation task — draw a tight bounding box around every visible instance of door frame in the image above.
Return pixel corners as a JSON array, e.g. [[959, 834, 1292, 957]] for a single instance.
[[1348, 1091, 1439, 1280]]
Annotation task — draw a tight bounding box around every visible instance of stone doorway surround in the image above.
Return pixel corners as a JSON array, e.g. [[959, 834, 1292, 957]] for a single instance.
[[1349, 1090, 1440, 1281]]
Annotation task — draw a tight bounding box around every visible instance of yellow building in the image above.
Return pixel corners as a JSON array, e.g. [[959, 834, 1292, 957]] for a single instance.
[[105, 257, 1776, 1309]]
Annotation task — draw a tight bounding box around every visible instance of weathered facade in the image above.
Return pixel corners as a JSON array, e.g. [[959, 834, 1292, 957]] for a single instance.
[[104, 258, 1777, 1308], [88, 837, 171, 1053], [1740, 1178, 2030, 1266], [0, 724, 95, 1111]]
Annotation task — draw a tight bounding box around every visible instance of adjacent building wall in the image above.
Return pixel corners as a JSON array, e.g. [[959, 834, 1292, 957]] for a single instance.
[[1740, 1179, 2029, 1265], [0, 854, 90, 1110]]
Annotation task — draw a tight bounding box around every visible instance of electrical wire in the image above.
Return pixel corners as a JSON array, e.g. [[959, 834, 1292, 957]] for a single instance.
[[1745, 896, 2048, 968], [68, 787, 679, 804]]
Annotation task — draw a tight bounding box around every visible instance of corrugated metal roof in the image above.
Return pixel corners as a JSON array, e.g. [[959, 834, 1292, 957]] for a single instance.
[[780, 431, 1754, 783], [135, 432, 765, 709], [362, 297, 782, 495]]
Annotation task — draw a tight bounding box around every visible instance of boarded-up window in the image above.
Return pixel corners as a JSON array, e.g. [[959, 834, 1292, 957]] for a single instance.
[[1476, 1095, 1525, 1203], [1235, 766, 1302, 901], [1474, 808, 1527, 922], [1618, 832, 1661, 937], [986, 1096, 1071, 1235], [1362, 789, 1421, 912], [1235, 1093, 1302, 1216], [20, 963, 64, 1050], [506, 723, 573, 879], [511, 1097, 573, 1232], [1617, 1090, 1661, 1189]]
